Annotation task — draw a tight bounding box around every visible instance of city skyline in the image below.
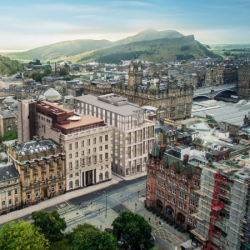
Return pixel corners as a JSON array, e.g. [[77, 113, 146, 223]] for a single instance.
[[0, 0, 249, 50]]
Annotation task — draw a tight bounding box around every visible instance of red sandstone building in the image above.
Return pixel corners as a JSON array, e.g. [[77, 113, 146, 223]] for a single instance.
[[146, 142, 201, 231]]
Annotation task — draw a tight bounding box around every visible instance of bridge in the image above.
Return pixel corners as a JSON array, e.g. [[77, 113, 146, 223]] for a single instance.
[[193, 83, 237, 99]]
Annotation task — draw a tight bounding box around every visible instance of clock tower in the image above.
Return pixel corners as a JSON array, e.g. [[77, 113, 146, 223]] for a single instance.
[[128, 52, 143, 88]]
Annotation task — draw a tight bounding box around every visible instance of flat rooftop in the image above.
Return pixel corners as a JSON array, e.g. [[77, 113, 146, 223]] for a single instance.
[[54, 115, 103, 130], [74, 94, 143, 117]]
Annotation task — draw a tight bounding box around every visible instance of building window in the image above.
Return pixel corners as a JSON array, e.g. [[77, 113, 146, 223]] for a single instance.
[[99, 146, 102, 151], [167, 195, 171, 202], [57, 169, 60, 178], [105, 171, 109, 179], [168, 186, 171, 192], [69, 174, 73, 178], [75, 180, 79, 187], [179, 192, 183, 199], [15, 188, 18, 195], [183, 204, 186, 211], [81, 159, 85, 166], [157, 180, 160, 186], [190, 199, 194, 206], [69, 154, 72, 159], [35, 190, 39, 197], [1, 192, 5, 199], [105, 145, 108, 150], [2, 201, 5, 207], [105, 135, 108, 141], [148, 177, 151, 182], [99, 136, 102, 143], [189, 209, 194, 215], [49, 171, 53, 180], [75, 142, 78, 149], [93, 148, 96, 153], [88, 149, 91, 154], [93, 138, 96, 144], [15, 198, 18, 203], [184, 194, 187, 201], [168, 178, 172, 183], [87, 139, 90, 146], [148, 185, 150, 191], [188, 217, 192, 223], [178, 201, 182, 208], [161, 191, 164, 197], [99, 173, 103, 181], [105, 153, 108, 159], [8, 190, 11, 196], [81, 151, 84, 156], [172, 197, 175, 205], [81, 140, 84, 147], [59, 183, 62, 190], [69, 162, 72, 170], [51, 186, 54, 192], [161, 183, 165, 189], [75, 160, 79, 168], [8, 181, 10, 185], [25, 178, 29, 187], [75, 173, 79, 177], [69, 144, 72, 150], [172, 188, 176, 195], [156, 189, 160, 195], [27, 193, 31, 200]]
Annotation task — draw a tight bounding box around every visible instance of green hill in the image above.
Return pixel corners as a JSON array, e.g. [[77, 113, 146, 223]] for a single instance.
[[0, 55, 23, 76], [77, 35, 219, 63], [5, 29, 184, 62], [6, 40, 112, 61], [114, 29, 183, 46]]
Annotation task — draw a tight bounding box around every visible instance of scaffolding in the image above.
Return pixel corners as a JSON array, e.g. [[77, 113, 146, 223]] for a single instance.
[[191, 161, 250, 250]]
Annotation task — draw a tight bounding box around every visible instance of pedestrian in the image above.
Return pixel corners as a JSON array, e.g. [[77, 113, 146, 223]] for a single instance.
[[149, 217, 151, 222]]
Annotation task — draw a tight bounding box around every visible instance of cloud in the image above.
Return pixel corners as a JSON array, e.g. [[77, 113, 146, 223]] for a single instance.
[[109, 1, 151, 6]]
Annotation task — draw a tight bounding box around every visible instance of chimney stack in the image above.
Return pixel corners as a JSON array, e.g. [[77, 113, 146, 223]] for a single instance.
[[183, 154, 189, 166]]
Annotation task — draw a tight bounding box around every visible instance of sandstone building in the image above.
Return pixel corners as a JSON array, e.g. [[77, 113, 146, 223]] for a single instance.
[[18, 100, 113, 191], [0, 162, 21, 215], [237, 62, 250, 99], [7, 139, 66, 206]]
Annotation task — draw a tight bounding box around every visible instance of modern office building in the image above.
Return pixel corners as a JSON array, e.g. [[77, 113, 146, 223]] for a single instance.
[[73, 93, 155, 176]]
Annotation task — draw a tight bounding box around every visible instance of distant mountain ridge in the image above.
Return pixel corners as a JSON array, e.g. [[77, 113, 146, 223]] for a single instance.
[[77, 35, 219, 63], [4, 29, 219, 63]]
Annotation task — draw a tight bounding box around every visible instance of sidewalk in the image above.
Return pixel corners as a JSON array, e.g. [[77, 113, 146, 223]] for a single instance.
[[112, 171, 147, 181], [0, 179, 118, 225]]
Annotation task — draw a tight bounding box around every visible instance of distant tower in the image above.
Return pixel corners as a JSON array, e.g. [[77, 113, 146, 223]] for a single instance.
[[128, 52, 143, 88]]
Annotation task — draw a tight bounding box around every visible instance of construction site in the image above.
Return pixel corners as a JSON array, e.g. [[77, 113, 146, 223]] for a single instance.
[[190, 153, 250, 250]]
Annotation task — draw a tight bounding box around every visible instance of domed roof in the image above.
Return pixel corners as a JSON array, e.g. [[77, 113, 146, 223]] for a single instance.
[[4, 96, 15, 104], [44, 88, 61, 98]]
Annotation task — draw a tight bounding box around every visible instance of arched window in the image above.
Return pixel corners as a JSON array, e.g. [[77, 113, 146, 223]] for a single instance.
[[75, 179, 79, 187], [69, 181, 73, 189], [105, 171, 109, 179], [99, 173, 103, 181]]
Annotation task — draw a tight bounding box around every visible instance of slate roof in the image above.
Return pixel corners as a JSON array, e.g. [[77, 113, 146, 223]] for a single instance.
[[0, 162, 19, 182]]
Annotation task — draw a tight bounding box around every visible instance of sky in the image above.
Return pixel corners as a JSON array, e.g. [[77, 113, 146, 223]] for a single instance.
[[0, 0, 249, 50]]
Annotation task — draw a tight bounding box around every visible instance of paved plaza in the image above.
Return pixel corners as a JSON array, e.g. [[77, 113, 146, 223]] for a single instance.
[[0, 175, 189, 250]]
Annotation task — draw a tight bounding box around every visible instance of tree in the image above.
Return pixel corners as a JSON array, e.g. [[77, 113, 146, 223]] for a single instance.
[[59, 68, 68, 76], [0, 220, 49, 250], [43, 67, 52, 76], [2, 130, 18, 141], [31, 70, 42, 82], [112, 211, 154, 250], [72, 228, 117, 250], [73, 66, 80, 71], [32, 210, 67, 243]]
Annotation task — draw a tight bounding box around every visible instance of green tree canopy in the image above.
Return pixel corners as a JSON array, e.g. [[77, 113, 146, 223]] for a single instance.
[[59, 68, 68, 76], [43, 67, 52, 76], [2, 130, 18, 141], [0, 220, 49, 250], [32, 210, 67, 243], [31, 70, 43, 82], [72, 228, 117, 250], [112, 211, 154, 250]]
